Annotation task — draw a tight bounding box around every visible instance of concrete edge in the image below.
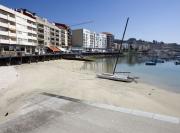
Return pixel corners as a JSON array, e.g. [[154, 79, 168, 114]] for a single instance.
[[42, 93, 180, 124]]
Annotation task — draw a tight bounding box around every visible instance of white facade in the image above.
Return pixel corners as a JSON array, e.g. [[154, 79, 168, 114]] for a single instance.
[[64, 30, 68, 47], [0, 4, 16, 45], [95, 33, 107, 49], [15, 11, 37, 46], [0, 5, 37, 46], [72, 29, 107, 50], [0, 4, 70, 55], [83, 29, 91, 48]]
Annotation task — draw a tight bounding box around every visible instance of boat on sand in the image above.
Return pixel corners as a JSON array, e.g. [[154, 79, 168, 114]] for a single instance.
[[97, 73, 133, 82]]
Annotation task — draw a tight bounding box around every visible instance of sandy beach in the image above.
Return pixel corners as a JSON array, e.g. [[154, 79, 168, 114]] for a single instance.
[[0, 59, 180, 122]]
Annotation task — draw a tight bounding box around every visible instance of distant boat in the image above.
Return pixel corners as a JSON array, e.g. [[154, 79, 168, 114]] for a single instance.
[[175, 60, 180, 65], [145, 61, 156, 66], [154, 59, 165, 63]]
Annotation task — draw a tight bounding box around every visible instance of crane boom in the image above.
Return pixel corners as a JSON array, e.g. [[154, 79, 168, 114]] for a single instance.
[[70, 20, 94, 27]]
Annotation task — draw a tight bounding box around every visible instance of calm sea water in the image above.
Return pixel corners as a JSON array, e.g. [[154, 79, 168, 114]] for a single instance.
[[82, 55, 180, 93]]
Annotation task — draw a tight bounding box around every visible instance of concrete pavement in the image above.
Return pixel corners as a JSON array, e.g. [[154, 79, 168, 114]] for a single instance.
[[0, 93, 179, 133]]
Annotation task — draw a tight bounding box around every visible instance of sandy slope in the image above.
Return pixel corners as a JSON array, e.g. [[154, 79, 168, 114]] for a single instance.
[[0, 60, 180, 121]]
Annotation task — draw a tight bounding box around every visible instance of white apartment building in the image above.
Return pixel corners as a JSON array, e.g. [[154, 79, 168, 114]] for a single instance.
[[0, 4, 70, 56], [0, 5, 37, 56], [72, 29, 90, 48], [15, 9, 37, 54], [95, 33, 107, 49], [0, 5, 16, 56], [72, 29, 107, 51]]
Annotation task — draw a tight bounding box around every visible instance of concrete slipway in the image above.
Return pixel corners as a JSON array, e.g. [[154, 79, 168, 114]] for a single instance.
[[0, 93, 179, 133]]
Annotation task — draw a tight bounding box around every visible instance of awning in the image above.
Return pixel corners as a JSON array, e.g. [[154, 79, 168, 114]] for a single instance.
[[48, 46, 60, 52]]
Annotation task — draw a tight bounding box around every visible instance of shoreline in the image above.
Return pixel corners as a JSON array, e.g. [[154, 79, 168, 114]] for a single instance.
[[0, 59, 180, 122]]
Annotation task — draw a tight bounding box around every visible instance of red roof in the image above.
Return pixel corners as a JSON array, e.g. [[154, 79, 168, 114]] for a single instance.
[[48, 46, 60, 52]]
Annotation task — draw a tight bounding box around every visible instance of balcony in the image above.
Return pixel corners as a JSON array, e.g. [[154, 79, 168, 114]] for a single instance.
[[10, 40, 17, 44], [28, 36, 37, 40], [38, 37, 44, 41], [0, 30, 8, 36], [9, 32, 16, 37], [8, 16, 15, 22], [31, 24, 37, 29], [0, 14, 8, 20], [0, 39, 9, 44], [27, 23, 37, 29], [28, 30, 37, 35], [9, 24, 16, 30], [26, 42, 37, 46], [37, 25, 44, 30], [0, 22, 8, 28]]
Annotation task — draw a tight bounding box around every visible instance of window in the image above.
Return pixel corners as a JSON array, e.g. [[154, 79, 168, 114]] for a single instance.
[[17, 31, 22, 34]]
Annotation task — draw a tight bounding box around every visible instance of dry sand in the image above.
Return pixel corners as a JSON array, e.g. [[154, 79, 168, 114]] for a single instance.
[[0, 59, 180, 121]]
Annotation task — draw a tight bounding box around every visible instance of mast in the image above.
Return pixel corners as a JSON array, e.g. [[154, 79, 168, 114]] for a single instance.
[[112, 17, 129, 74]]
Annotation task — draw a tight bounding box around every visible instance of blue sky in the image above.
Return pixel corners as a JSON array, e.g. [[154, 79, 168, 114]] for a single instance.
[[1, 0, 180, 43]]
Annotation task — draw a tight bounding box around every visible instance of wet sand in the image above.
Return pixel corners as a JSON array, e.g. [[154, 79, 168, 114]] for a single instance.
[[0, 59, 180, 121]]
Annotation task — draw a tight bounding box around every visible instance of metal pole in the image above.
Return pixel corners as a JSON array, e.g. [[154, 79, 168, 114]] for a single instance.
[[113, 17, 129, 74]]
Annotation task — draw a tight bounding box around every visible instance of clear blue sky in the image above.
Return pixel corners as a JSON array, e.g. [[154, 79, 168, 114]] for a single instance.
[[1, 0, 180, 43]]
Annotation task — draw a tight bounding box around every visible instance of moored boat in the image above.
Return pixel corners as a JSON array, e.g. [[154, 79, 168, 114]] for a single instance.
[[145, 61, 156, 65], [155, 59, 165, 63], [175, 61, 180, 65]]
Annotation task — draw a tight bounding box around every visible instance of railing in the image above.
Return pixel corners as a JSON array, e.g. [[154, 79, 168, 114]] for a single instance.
[[0, 39, 10, 44], [27, 23, 37, 29], [0, 14, 8, 19], [0, 30, 8, 36], [27, 29, 37, 35], [0, 22, 8, 28], [9, 24, 16, 30], [10, 40, 17, 44], [8, 16, 15, 22], [9, 32, 16, 37], [28, 36, 37, 40]]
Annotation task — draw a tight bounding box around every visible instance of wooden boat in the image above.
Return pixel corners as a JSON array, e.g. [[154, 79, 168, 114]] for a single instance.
[[145, 61, 156, 65], [97, 73, 133, 82]]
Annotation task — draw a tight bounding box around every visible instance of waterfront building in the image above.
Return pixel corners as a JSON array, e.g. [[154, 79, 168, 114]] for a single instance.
[[0, 5, 16, 56], [15, 9, 37, 55], [72, 29, 91, 49], [102, 32, 114, 50], [55, 23, 71, 49], [36, 16, 61, 54], [0, 4, 71, 56], [95, 33, 107, 50], [72, 29, 107, 51], [0, 5, 37, 56]]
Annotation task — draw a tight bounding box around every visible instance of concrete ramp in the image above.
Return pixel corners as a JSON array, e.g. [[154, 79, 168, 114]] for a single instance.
[[0, 93, 179, 133]]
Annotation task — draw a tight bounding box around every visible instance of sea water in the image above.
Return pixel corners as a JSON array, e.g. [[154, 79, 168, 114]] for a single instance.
[[82, 56, 180, 93]]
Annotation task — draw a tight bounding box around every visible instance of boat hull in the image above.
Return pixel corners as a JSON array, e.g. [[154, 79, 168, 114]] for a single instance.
[[97, 73, 133, 82], [145, 62, 156, 65]]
